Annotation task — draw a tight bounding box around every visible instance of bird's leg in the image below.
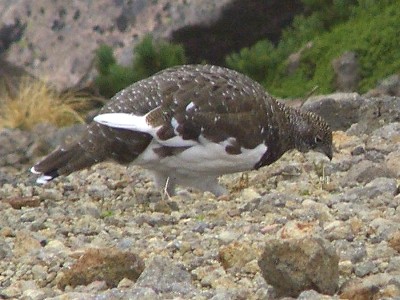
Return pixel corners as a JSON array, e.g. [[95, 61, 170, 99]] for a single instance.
[[161, 177, 173, 202], [241, 172, 249, 187], [152, 172, 176, 200], [230, 172, 250, 193]]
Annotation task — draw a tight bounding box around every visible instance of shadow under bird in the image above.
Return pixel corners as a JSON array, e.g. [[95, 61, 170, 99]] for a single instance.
[[31, 64, 332, 196]]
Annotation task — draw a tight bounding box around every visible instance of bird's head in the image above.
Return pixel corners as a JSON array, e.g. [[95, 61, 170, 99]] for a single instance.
[[293, 110, 333, 160]]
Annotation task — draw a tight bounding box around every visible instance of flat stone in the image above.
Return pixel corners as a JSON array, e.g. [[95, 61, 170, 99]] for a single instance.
[[136, 256, 195, 295], [341, 160, 393, 186]]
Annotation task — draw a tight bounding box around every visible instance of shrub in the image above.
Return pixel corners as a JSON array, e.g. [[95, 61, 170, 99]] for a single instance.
[[95, 35, 187, 98], [133, 35, 187, 80], [225, 39, 277, 86], [95, 45, 136, 99], [225, 0, 399, 98]]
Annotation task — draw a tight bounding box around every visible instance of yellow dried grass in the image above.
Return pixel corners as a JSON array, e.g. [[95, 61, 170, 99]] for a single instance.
[[0, 78, 88, 130]]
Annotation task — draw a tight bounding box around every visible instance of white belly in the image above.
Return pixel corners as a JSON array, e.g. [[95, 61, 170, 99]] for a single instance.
[[134, 138, 267, 177]]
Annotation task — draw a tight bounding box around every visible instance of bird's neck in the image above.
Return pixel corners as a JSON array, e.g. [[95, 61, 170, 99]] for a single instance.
[[273, 101, 300, 149], [284, 106, 312, 152], [254, 99, 302, 169]]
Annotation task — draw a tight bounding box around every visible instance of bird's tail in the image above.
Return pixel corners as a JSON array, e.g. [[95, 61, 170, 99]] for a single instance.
[[31, 142, 102, 184], [31, 123, 151, 184]]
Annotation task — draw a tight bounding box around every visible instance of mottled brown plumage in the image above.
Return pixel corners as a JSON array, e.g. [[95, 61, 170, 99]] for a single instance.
[[32, 65, 332, 195]]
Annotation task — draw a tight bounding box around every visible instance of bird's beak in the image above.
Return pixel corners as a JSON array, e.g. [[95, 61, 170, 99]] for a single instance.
[[325, 145, 333, 161], [317, 144, 333, 161]]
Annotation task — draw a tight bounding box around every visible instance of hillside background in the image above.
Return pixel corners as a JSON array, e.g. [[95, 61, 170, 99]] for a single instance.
[[0, 0, 398, 108]]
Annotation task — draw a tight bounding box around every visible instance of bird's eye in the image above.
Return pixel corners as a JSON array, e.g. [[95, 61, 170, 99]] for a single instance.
[[315, 136, 323, 144]]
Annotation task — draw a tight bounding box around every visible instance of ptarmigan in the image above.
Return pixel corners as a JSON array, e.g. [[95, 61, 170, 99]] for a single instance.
[[31, 64, 332, 196]]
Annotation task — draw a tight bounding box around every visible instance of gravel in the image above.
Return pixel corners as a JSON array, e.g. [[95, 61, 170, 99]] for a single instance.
[[1, 96, 400, 299]]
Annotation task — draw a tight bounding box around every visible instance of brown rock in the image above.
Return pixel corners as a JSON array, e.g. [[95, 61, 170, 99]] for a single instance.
[[258, 236, 339, 297], [0, 226, 14, 237], [340, 284, 380, 300], [388, 231, 400, 253], [58, 248, 144, 289], [219, 241, 259, 271], [379, 285, 400, 299], [277, 220, 322, 239], [340, 273, 400, 300], [4, 196, 40, 209], [333, 131, 363, 151]]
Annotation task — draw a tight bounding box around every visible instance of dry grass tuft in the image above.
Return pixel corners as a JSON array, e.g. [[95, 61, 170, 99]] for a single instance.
[[0, 78, 91, 130]]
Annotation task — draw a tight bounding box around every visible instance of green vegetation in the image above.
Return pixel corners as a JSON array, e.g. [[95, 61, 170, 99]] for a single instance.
[[226, 0, 399, 98], [95, 35, 187, 98], [133, 35, 187, 80], [94, 45, 136, 99], [226, 40, 277, 86], [101, 210, 114, 218]]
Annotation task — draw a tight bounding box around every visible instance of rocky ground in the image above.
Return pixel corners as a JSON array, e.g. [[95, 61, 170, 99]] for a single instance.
[[1, 93, 400, 299]]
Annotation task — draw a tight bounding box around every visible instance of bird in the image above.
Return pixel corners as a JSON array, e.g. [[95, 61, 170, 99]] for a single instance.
[[31, 64, 332, 196]]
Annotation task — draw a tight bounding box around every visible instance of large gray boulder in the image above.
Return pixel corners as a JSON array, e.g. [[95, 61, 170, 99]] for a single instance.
[[302, 93, 363, 130], [0, 0, 231, 90]]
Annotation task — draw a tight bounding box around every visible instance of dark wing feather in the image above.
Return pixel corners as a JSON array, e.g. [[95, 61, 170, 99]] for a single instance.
[[147, 65, 282, 151]]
